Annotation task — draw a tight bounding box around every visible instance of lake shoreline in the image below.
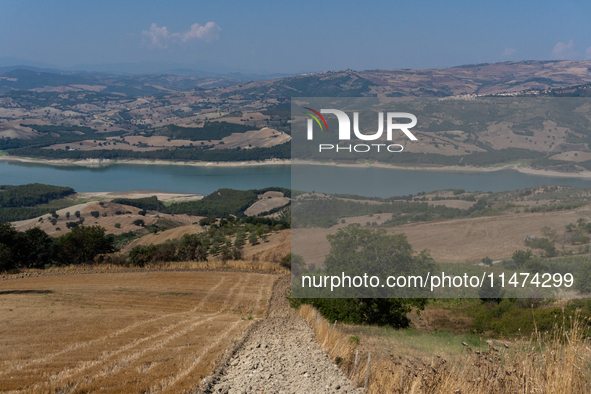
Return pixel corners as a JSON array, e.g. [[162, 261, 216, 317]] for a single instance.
[[3, 154, 591, 180]]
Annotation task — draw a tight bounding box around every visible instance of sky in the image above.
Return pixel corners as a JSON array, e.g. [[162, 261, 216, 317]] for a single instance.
[[1, 0, 591, 75]]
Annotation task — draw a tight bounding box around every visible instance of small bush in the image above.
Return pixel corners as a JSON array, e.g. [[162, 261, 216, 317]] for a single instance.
[[133, 219, 145, 227]]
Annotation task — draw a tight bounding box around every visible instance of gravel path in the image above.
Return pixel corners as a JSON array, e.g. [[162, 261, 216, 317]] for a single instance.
[[202, 276, 362, 394]]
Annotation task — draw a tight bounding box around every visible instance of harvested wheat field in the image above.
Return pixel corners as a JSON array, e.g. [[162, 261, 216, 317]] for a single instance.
[[0, 270, 277, 393]]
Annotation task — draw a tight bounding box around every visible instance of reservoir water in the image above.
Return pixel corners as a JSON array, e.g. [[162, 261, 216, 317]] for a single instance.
[[2, 161, 591, 197]]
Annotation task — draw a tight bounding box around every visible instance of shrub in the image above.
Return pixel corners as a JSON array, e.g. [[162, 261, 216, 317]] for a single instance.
[[176, 233, 209, 261], [133, 219, 145, 227], [129, 242, 177, 267], [512, 249, 533, 266], [575, 261, 591, 294]]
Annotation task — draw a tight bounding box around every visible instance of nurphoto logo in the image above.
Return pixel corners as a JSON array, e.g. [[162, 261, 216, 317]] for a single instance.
[[304, 107, 418, 153]]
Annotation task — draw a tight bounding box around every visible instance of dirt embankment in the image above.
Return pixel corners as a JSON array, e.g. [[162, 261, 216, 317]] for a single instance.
[[202, 276, 362, 394]]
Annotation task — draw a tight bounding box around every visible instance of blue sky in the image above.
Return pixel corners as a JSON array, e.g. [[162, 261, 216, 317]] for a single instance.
[[1, 0, 590, 74]]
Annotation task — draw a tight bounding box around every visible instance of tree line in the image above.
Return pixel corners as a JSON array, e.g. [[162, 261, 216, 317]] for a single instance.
[[0, 183, 77, 222], [6, 143, 290, 162], [144, 122, 251, 141], [0, 183, 75, 208], [292, 196, 487, 228], [0, 223, 115, 272]]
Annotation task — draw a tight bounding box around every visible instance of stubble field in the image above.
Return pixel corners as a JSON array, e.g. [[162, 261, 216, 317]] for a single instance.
[[0, 270, 277, 393]]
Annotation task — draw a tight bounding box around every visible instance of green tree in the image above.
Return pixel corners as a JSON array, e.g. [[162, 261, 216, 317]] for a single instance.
[[55, 226, 115, 265], [234, 232, 246, 248], [248, 232, 258, 245], [0, 243, 12, 272], [575, 261, 591, 294], [294, 224, 433, 328], [133, 219, 145, 227], [324, 224, 434, 281], [512, 249, 533, 266], [209, 240, 220, 256], [18, 227, 55, 269], [176, 233, 209, 261]]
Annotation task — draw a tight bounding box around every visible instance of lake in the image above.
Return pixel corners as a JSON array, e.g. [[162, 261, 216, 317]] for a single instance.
[[2, 161, 591, 197]]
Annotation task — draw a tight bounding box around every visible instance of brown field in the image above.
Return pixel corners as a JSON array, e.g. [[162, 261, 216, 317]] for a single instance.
[[0, 270, 277, 393], [44, 140, 162, 152], [294, 206, 591, 266], [123, 224, 204, 251], [77, 191, 203, 204], [428, 199, 475, 209], [123, 226, 292, 264], [241, 229, 291, 262], [244, 196, 290, 216], [550, 150, 591, 162], [123, 135, 195, 148], [212, 127, 291, 150], [12, 201, 203, 237]]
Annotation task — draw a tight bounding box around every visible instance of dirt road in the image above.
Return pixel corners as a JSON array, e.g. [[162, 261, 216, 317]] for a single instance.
[[202, 276, 361, 394]]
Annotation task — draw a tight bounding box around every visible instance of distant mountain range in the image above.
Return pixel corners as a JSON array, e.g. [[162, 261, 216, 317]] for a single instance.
[[1, 60, 590, 98]]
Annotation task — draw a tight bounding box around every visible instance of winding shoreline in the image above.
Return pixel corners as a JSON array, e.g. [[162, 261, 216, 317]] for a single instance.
[[2, 155, 591, 180]]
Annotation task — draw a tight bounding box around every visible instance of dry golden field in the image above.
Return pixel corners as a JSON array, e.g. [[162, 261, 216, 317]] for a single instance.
[[294, 206, 591, 266], [0, 270, 277, 393]]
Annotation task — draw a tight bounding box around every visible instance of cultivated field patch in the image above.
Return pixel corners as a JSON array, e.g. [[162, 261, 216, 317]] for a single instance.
[[0, 271, 276, 393]]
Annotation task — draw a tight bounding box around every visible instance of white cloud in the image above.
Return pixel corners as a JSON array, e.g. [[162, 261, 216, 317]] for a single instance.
[[142, 23, 172, 48], [586, 46, 591, 59], [142, 22, 220, 48], [502, 47, 516, 58], [551, 40, 577, 59], [176, 22, 220, 42]]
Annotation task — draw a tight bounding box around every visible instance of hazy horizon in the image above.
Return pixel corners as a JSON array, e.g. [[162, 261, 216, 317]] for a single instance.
[[1, 0, 591, 75]]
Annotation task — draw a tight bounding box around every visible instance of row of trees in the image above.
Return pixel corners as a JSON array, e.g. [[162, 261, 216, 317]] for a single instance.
[[6, 143, 290, 162], [0, 184, 77, 222], [121, 219, 275, 266], [145, 122, 250, 141], [0, 183, 75, 208], [0, 223, 115, 272]]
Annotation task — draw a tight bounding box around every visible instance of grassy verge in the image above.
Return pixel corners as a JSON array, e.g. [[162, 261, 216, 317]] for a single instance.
[[298, 304, 591, 393]]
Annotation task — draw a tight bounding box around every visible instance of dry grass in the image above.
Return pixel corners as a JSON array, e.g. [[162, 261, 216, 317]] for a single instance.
[[299, 305, 591, 393], [244, 197, 290, 217], [6, 259, 289, 277], [134, 259, 290, 273], [0, 271, 277, 393], [294, 207, 591, 265]]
